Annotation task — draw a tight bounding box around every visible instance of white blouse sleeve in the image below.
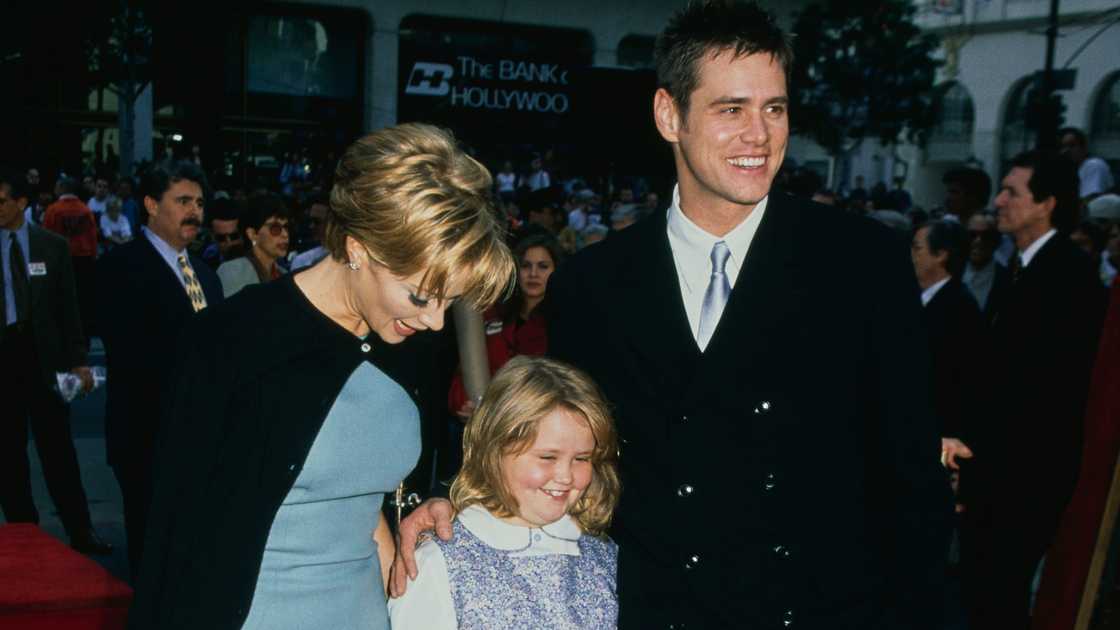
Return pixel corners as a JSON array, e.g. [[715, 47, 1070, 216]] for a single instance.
[[387, 540, 457, 630]]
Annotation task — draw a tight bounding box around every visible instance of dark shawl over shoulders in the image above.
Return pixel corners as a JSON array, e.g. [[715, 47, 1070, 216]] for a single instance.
[[129, 274, 429, 630]]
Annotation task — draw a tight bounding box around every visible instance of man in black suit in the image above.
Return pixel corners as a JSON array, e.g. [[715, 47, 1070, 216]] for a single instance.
[[0, 168, 110, 554], [962, 151, 1107, 630], [97, 160, 223, 576], [394, 2, 953, 628], [911, 220, 988, 495]]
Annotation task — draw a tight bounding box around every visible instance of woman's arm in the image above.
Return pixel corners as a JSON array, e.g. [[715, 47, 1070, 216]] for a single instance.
[[374, 511, 395, 594]]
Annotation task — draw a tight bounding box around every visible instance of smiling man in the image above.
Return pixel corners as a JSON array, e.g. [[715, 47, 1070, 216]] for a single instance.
[[96, 160, 223, 576], [395, 2, 953, 628]]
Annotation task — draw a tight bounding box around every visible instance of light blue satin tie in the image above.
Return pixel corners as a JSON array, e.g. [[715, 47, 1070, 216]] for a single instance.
[[697, 241, 731, 350]]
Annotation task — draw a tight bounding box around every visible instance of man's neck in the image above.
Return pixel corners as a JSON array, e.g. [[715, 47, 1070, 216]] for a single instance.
[[919, 269, 950, 291], [147, 226, 186, 252], [968, 257, 993, 272], [1014, 224, 1051, 251], [677, 188, 757, 238]]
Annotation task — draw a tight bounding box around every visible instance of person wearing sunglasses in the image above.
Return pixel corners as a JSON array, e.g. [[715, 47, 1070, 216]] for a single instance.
[[216, 193, 291, 297]]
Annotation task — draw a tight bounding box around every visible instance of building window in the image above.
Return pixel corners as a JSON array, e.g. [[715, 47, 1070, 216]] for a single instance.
[[931, 81, 974, 142], [1000, 75, 1034, 173]]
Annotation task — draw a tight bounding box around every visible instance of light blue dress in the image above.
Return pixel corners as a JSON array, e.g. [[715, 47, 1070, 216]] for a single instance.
[[240, 361, 421, 630]]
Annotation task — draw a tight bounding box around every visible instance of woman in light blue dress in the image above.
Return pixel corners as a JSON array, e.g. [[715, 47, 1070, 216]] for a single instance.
[[129, 123, 515, 630]]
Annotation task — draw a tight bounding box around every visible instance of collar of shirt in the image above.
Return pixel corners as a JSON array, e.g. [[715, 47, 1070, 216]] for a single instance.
[[666, 184, 767, 296], [1020, 228, 1058, 268], [921, 276, 951, 306], [143, 226, 190, 287], [457, 504, 582, 557]]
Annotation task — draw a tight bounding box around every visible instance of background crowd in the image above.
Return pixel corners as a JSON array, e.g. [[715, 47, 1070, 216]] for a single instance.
[[2, 118, 1119, 627]]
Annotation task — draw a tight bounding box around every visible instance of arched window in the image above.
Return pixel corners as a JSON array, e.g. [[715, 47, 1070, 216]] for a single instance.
[[1091, 71, 1120, 173], [1000, 76, 1034, 174], [931, 81, 974, 142], [926, 81, 974, 162]]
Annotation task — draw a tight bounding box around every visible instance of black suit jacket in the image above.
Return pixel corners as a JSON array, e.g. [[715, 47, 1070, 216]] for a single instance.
[[922, 278, 988, 443], [986, 234, 1106, 506], [550, 193, 953, 629], [97, 234, 223, 469], [0, 224, 87, 385]]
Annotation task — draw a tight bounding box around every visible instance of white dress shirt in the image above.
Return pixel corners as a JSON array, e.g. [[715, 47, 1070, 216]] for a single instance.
[[142, 226, 190, 289], [388, 505, 584, 630], [1020, 228, 1058, 268], [665, 184, 767, 351], [963, 260, 996, 310], [921, 276, 951, 307]]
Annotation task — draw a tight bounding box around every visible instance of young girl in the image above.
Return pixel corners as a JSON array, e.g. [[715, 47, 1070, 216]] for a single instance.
[[389, 355, 621, 629]]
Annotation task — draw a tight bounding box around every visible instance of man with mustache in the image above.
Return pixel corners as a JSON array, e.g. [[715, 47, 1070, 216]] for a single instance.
[[97, 160, 223, 576]]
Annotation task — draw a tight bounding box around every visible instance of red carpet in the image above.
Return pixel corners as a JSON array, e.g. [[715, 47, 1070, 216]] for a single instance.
[[0, 523, 131, 630]]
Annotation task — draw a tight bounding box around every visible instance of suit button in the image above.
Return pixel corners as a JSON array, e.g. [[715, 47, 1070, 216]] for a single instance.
[[764, 473, 776, 491], [773, 544, 791, 559], [680, 414, 688, 423], [677, 484, 694, 497], [753, 400, 772, 415], [360, 342, 371, 353], [684, 554, 701, 570]]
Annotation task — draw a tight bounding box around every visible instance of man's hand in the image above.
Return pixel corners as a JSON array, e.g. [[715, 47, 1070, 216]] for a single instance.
[[389, 498, 454, 598], [940, 437, 973, 470], [71, 367, 94, 393]]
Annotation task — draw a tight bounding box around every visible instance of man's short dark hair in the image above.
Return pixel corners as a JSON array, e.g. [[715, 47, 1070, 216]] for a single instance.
[[56, 176, 80, 196], [206, 197, 241, 227], [1008, 150, 1080, 232], [141, 159, 209, 203], [654, 0, 793, 117], [921, 219, 968, 277], [0, 168, 29, 200], [1058, 127, 1088, 148], [942, 167, 992, 207], [241, 193, 291, 237]]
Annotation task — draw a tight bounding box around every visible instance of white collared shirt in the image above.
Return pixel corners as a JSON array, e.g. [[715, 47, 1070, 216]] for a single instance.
[[963, 260, 996, 310], [142, 226, 190, 289], [388, 505, 584, 630], [921, 276, 951, 307], [665, 184, 767, 351], [1020, 228, 1058, 268]]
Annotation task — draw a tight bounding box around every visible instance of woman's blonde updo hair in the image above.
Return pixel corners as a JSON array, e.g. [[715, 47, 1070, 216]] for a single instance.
[[325, 123, 514, 309], [450, 355, 621, 537]]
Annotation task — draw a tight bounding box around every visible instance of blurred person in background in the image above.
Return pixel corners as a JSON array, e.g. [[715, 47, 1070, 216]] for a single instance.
[[963, 214, 1010, 325], [200, 197, 243, 270], [448, 232, 562, 421], [217, 194, 290, 297], [291, 195, 331, 271]]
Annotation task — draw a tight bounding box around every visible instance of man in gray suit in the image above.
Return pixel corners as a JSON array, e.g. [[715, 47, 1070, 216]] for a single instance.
[[0, 168, 110, 554]]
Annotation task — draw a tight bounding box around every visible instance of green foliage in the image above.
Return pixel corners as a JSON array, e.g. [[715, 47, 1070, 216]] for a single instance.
[[84, 5, 153, 101], [790, 0, 942, 155]]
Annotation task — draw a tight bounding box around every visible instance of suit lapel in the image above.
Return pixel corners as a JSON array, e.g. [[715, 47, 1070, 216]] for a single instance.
[[138, 235, 193, 314], [615, 212, 701, 383]]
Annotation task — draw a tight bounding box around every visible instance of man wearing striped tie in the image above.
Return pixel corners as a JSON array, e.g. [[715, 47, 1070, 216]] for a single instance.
[[97, 160, 223, 577]]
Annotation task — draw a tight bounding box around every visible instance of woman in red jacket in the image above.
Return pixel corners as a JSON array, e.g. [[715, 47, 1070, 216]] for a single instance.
[[449, 232, 563, 418]]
